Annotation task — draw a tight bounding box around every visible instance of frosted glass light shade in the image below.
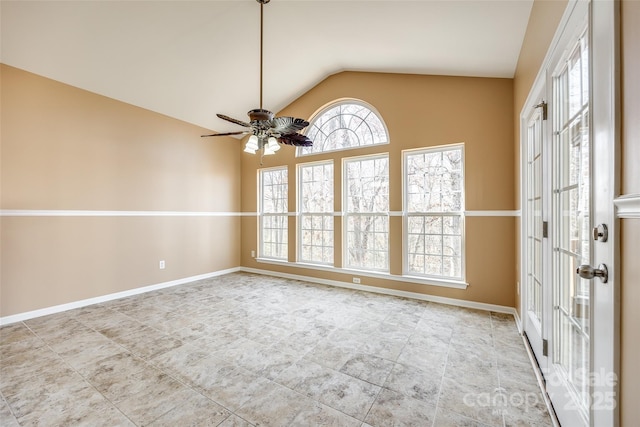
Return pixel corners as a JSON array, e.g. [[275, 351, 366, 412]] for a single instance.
[[267, 137, 280, 152], [245, 135, 259, 151], [263, 145, 275, 155]]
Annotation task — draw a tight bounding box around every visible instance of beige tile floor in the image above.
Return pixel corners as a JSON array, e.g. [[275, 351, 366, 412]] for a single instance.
[[0, 272, 554, 426]]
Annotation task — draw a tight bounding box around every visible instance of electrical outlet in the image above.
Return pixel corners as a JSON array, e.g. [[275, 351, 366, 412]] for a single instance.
[[353, 277, 361, 284], [251, 250, 256, 258], [159, 260, 165, 269]]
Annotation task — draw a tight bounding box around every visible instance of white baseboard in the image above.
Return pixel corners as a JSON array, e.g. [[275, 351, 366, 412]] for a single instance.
[[1, 266, 518, 326], [514, 309, 523, 333], [241, 267, 517, 316], [0, 267, 241, 326]]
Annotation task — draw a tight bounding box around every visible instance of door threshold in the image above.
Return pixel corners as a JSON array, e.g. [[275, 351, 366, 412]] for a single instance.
[[521, 332, 562, 427]]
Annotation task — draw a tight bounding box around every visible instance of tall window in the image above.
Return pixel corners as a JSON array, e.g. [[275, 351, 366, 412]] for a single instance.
[[344, 155, 389, 271], [404, 145, 464, 279], [298, 161, 334, 264], [260, 167, 288, 260], [298, 101, 388, 156]]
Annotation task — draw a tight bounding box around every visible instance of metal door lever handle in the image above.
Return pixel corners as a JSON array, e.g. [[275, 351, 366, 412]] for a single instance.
[[576, 264, 608, 283]]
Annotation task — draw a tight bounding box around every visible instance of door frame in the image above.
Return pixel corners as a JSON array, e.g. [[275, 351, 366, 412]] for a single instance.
[[590, 0, 620, 425], [519, 0, 620, 425]]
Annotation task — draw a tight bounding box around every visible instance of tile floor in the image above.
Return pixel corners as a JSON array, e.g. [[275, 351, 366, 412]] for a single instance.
[[0, 272, 554, 426]]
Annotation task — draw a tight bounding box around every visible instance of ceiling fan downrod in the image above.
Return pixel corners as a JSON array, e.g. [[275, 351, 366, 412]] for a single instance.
[[257, 0, 270, 110], [201, 0, 313, 152], [249, 0, 272, 123]]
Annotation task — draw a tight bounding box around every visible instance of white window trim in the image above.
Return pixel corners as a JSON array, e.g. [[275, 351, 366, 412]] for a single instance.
[[255, 257, 468, 289], [402, 144, 466, 281]]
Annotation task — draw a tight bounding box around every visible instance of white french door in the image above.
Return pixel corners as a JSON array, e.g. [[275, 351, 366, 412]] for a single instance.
[[523, 84, 549, 371], [521, 1, 618, 426], [546, 23, 592, 426]]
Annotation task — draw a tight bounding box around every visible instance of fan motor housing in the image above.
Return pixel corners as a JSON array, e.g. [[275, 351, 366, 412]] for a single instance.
[[248, 109, 274, 122]]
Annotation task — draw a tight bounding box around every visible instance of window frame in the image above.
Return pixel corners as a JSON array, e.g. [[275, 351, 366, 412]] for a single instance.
[[297, 99, 390, 157], [342, 153, 390, 273], [259, 166, 289, 261], [402, 144, 466, 281], [297, 160, 335, 266]]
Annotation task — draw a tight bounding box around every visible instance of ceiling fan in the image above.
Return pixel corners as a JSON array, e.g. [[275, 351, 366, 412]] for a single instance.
[[201, 0, 313, 155]]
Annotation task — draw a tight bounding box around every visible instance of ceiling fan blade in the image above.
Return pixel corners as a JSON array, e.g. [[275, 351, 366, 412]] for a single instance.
[[201, 131, 250, 137], [270, 116, 310, 135], [217, 114, 252, 128], [277, 133, 313, 147]]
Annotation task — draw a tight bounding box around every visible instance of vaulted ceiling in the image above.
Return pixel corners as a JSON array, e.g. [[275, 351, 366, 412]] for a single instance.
[[1, 0, 533, 133]]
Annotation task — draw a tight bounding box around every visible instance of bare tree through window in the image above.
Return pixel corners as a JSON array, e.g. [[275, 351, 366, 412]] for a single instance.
[[344, 155, 389, 271], [404, 146, 464, 279], [298, 101, 388, 156], [299, 161, 334, 264], [260, 167, 288, 260]]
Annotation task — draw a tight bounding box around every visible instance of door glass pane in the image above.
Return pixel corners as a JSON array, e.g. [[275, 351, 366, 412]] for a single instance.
[[552, 31, 590, 414]]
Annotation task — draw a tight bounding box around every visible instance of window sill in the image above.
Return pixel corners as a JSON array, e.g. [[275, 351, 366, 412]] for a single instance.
[[254, 258, 468, 290]]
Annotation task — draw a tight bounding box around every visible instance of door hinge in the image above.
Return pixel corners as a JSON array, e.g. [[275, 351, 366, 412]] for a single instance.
[[534, 101, 548, 120], [543, 339, 549, 357], [542, 221, 549, 238]]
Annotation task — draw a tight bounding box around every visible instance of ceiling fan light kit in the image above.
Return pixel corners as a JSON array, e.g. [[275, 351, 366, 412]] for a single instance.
[[244, 134, 280, 155], [201, 0, 313, 158]]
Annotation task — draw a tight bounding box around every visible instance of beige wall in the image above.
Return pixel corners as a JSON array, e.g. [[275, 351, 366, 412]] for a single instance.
[[513, 0, 569, 122], [620, 0, 640, 425], [2, 1, 636, 421], [240, 71, 516, 307], [620, 222, 640, 427], [0, 64, 241, 316]]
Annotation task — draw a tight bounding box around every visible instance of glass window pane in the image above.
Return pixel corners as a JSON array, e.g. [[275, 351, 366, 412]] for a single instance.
[[345, 214, 389, 271], [298, 161, 334, 265], [261, 214, 288, 260], [260, 167, 288, 260], [405, 148, 464, 213], [298, 102, 389, 156], [344, 155, 389, 271], [403, 146, 464, 280]]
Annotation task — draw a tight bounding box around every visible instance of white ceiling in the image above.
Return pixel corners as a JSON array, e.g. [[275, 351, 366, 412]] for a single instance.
[[1, 0, 533, 133]]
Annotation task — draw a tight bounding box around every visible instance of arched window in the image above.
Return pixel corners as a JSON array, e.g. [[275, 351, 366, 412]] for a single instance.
[[298, 100, 389, 156]]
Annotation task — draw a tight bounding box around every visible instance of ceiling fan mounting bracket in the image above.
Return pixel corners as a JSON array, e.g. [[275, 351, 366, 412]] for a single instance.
[[256, 0, 270, 4]]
